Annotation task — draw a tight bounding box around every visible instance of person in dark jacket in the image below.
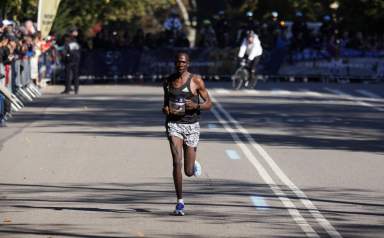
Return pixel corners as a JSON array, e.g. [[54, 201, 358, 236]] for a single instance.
[[61, 29, 81, 94]]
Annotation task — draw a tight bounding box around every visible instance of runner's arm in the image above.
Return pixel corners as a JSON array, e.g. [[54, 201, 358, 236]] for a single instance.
[[192, 76, 212, 111], [162, 80, 170, 115]]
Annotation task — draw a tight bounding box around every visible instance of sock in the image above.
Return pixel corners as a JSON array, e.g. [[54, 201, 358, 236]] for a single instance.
[[178, 199, 184, 204]]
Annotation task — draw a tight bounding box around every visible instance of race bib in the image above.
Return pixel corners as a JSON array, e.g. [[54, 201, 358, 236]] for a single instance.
[[169, 97, 186, 116]]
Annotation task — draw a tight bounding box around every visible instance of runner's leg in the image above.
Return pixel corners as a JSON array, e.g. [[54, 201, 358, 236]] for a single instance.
[[168, 136, 184, 199], [184, 145, 197, 177]]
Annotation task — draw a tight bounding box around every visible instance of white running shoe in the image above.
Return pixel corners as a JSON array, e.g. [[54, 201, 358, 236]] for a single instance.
[[174, 202, 185, 216], [194, 160, 202, 177]]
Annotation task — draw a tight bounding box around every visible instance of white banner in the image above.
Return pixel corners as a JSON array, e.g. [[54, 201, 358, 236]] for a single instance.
[[37, 0, 61, 38]]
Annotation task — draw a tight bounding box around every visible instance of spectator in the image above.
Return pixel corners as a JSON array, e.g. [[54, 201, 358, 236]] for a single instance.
[[24, 20, 37, 35], [30, 32, 43, 86], [163, 9, 183, 46], [163, 9, 183, 33], [347, 31, 365, 50], [291, 11, 310, 48], [131, 29, 145, 49], [213, 11, 230, 48], [0, 36, 11, 65], [61, 29, 81, 94], [198, 20, 217, 48], [327, 34, 341, 58], [260, 11, 280, 49], [237, 11, 260, 45], [339, 31, 350, 49], [174, 32, 190, 48], [319, 15, 336, 44], [144, 33, 156, 49]]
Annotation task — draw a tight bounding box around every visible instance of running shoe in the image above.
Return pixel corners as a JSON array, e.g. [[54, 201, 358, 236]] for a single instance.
[[0, 119, 6, 127], [194, 160, 202, 177], [174, 202, 185, 216]]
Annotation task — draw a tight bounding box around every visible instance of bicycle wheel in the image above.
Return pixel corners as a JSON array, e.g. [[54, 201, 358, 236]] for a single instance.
[[232, 68, 249, 90], [247, 75, 258, 89]]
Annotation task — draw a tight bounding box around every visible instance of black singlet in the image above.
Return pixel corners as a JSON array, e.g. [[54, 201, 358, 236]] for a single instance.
[[164, 73, 200, 124]]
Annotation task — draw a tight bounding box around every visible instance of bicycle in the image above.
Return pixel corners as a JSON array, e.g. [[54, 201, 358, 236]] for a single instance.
[[231, 58, 258, 90]]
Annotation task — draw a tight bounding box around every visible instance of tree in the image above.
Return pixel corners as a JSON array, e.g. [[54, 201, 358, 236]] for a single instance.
[[0, 0, 37, 22], [51, 0, 176, 37], [2, 0, 383, 40], [338, 0, 384, 34]]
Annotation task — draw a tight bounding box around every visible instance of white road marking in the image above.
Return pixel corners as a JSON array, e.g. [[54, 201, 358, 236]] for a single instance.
[[323, 88, 348, 97], [300, 89, 322, 97], [271, 89, 292, 95], [355, 89, 381, 99], [212, 95, 342, 238], [211, 106, 319, 237], [244, 89, 260, 95], [324, 88, 384, 112], [225, 149, 240, 160], [207, 123, 218, 129], [250, 196, 268, 210], [214, 88, 230, 94]]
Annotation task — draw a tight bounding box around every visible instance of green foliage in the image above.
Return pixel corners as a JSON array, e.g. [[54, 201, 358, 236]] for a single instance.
[[338, 0, 384, 33], [224, 0, 327, 21], [1, 0, 383, 37], [0, 0, 38, 22], [51, 0, 176, 37], [224, 0, 383, 33]]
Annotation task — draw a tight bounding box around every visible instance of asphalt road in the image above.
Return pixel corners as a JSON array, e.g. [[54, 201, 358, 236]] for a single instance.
[[0, 82, 383, 237]]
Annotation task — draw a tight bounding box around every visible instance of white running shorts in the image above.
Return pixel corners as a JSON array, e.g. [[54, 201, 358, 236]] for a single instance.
[[166, 122, 200, 147]]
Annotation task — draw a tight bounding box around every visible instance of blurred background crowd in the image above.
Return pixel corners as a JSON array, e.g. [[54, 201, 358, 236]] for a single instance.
[[0, 19, 56, 87], [2, 3, 383, 85], [92, 9, 384, 55], [1, 0, 384, 125], [1, 0, 383, 82]]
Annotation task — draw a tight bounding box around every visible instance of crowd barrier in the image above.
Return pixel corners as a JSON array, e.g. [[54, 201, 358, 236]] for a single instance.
[[77, 47, 289, 78], [75, 47, 384, 83], [281, 48, 384, 82], [0, 50, 50, 125], [2, 46, 383, 125], [279, 57, 384, 82], [0, 94, 4, 120], [79, 48, 240, 79]]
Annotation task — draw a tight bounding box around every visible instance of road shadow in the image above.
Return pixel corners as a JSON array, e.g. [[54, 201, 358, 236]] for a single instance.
[[1, 180, 384, 237], [4, 85, 384, 154]]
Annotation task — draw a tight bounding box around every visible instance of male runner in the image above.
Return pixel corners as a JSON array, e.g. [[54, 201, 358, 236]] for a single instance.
[[162, 52, 212, 215]]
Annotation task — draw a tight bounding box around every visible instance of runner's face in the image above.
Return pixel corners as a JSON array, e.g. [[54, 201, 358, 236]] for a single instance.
[[247, 35, 254, 44], [175, 55, 189, 74]]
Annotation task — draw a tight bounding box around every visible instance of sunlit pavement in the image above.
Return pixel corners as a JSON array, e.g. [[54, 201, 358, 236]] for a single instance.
[[0, 82, 383, 237]]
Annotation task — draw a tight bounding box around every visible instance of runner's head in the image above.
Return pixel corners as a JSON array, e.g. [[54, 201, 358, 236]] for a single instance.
[[175, 52, 190, 75]]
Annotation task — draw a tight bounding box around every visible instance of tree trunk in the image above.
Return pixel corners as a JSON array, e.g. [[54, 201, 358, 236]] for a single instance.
[[175, 0, 196, 47]]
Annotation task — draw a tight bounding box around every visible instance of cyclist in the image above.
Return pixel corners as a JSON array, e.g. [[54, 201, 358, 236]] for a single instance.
[[237, 30, 263, 87]]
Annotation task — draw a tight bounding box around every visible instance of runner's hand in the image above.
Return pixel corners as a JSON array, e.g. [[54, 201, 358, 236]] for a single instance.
[[185, 100, 198, 110], [162, 106, 170, 115]]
